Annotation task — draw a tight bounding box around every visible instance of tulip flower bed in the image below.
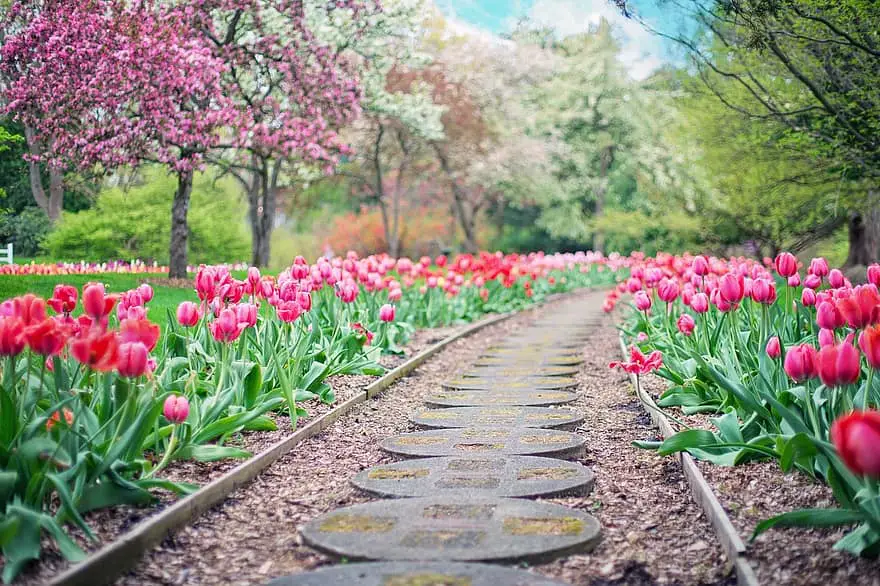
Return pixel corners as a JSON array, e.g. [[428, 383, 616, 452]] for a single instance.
[[0, 250, 616, 583], [607, 252, 880, 561]]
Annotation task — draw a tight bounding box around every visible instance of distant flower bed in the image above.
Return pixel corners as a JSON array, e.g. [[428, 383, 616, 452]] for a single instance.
[[0, 260, 250, 275]]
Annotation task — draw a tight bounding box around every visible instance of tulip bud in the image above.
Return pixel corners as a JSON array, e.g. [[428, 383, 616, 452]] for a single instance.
[[692, 255, 709, 277], [868, 264, 880, 287], [117, 342, 149, 378], [176, 301, 200, 328], [690, 292, 709, 314], [808, 257, 829, 277], [676, 314, 695, 336], [163, 395, 190, 424], [634, 291, 652, 311], [801, 288, 817, 307], [379, 304, 396, 323], [766, 336, 781, 359], [774, 252, 798, 277]]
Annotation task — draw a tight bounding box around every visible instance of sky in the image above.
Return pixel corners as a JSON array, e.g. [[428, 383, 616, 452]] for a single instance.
[[436, 0, 688, 80]]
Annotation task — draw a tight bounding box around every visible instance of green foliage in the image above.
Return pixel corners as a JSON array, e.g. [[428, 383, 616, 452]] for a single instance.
[[44, 168, 250, 263], [0, 207, 52, 256]]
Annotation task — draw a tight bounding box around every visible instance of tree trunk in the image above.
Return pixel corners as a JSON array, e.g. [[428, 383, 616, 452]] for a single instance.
[[170, 169, 194, 279], [845, 201, 880, 267], [24, 125, 64, 222], [246, 159, 278, 268], [436, 150, 478, 253]]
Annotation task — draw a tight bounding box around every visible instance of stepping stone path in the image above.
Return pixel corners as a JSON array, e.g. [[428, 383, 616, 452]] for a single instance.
[[280, 301, 602, 584], [351, 455, 594, 498], [424, 389, 579, 407], [380, 427, 586, 459], [410, 405, 584, 429]]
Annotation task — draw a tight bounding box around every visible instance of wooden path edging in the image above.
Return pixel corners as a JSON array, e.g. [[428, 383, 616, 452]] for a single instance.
[[48, 305, 533, 586], [617, 334, 761, 586]]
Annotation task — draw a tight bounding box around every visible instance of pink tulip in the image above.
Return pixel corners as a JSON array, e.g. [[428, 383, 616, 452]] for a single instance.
[[176, 301, 200, 327], [867, 264, 880, 287], [808, 257, 829, 277], [766, 336, 781, 359], [816, 301, 845, 330], [677, 314, 695, 336], [818, 328, 836, 348], [719, 273, 744, 304], [749, 278, 777, 304], [236, 303, 258, 328], [784, 344, 819, 382], [657, 278, 680, 303], [692, 255, 709, 277], [787, 274, 801, 288], [634, 291, 652, 311], [803, 274, 822, 290], [690, 292, 709, 314], [829, 269, 845, 289], [163, 395, 189, 424], [210, 308, 246, 343], [774, 252, 798, 277], [117, 342, 149, 378], [817, 335, 861, 387], [379, 304, 396, 322], [801, 288, 817, 307]]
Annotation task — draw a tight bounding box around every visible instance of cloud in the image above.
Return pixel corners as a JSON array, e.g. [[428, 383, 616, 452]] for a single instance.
[[524, 0, 668, 80]]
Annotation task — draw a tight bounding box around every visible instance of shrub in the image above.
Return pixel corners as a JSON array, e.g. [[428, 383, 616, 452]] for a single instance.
[[44, 168, 250, 263], [0, 206, 52, 256]]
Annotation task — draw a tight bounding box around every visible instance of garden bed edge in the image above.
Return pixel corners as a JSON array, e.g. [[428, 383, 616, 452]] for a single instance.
[[617, 333, 760, 586]]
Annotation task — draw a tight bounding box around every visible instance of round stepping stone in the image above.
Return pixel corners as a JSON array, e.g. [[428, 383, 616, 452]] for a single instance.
[[425, 390, 578, 407], [442, 376, 579, 391], [461, 365, 578, 377], [352, 455, 594, 498], [266, 562, 569, 586], [410, 406, 584, 429], [474, 355, 584, 367], [380, 427, 585, 459], [301, 497, 601, 563]]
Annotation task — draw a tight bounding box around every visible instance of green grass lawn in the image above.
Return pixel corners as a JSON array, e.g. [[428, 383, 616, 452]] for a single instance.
[[0, 274, 196, 318]]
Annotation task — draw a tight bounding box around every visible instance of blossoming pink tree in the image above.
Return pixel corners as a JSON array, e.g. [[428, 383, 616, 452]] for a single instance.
[[192, 0, 373, 267], [1, 0, 234, 277]]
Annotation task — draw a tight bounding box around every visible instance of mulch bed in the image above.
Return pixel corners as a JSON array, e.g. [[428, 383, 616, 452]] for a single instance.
[[7, 325, 458, 585], [639, 367, 880, 585], [115, 291, 734, 586]]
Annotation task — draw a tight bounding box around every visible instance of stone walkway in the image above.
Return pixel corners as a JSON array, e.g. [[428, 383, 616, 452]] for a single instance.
[[270, 298, 603, 585]]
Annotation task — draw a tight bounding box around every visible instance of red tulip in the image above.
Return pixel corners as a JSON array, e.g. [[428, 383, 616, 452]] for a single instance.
[[766, 336, 781, 359], [82, 283, 116, 320], [0, 317, 25, 357], [177, 302, 200, 327], [24, 318, 67, 356], [14, 294, 47, 326], [784, 344, 818, 382], [835, 285, 880, 329], [609, 345, 663, 375], [831, 410, 880, 478], [163, 395, 190, 424], [119, 318, 160, 351], [816, 301, 845, 330], [70, 331, 119, 372], [117, 342, 149, 378], [47, 285, 78, 315], [774, 252, 798, 278], [379, 304, 396, 322], [435, 255, 447, 268], [46, 408, 74, 432], [677, 314, 695, 336], [817, 335, 861, 387], [859, 325, 880, 370]]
